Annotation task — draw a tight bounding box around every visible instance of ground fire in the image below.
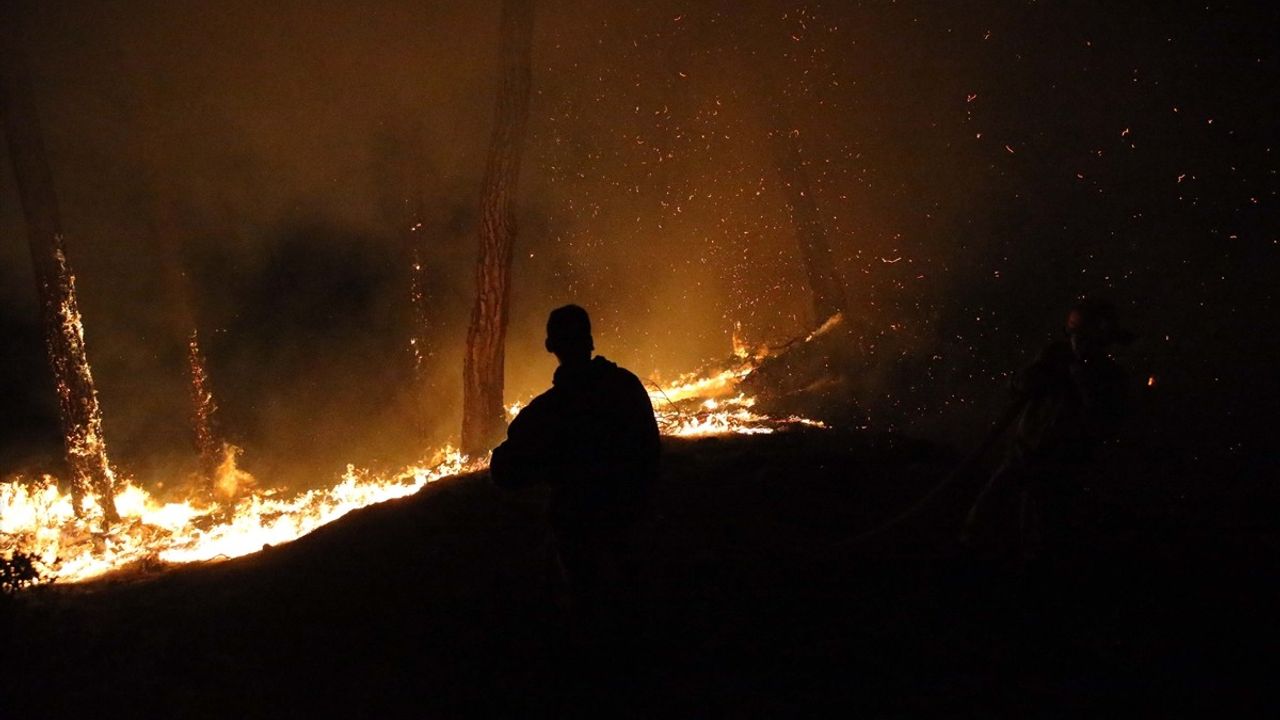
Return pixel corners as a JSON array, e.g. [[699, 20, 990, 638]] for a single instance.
[[1, 2, 1274, 715], [0, 324, 827, 584]]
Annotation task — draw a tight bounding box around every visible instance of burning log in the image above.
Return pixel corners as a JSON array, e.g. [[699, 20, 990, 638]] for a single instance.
[[738, 314, 868, 428], [462, 0, 536, 455], [1, 32, 119, 521]]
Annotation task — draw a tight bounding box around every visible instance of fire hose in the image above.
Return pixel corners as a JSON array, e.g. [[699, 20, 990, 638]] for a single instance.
[[836, 394, 1030, 550]]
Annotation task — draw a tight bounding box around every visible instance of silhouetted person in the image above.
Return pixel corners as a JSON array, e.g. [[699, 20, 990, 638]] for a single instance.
[[963, 298, 1133, 560], [491, 305, 660, 642]]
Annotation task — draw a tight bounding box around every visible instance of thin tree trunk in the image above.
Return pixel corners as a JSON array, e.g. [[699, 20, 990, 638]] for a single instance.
[[770, 119, 847, 326], [407, 236, 432, 434], [185, 326, 222, 479], [383, 118, 436, 440], [1, 34, 119, 520], [146, 174, 225, 482], [121, 34, 227, 485], [372, 116, 438, 440], [461, 0, 535, 455]]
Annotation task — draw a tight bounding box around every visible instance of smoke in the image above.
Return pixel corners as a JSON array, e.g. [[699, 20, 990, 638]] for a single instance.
[[2, 0, 1276, 487]]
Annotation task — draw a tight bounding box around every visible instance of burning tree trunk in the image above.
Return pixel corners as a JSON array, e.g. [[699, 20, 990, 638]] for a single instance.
[[461, 0, 536, 455], [146, 175, 226, 482], [1, 36, 119, 520], [393, 183, 435, 442], [159, 226, 224, 482], [374, 117, 437, 439], [185, 327, 222, 479], [120, 32, 227, 487], [770, 120, 848, 327], [407, 237, 431, 420]]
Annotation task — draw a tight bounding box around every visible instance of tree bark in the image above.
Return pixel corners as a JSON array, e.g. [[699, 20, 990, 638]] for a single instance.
[[1, 33, 119, 520], [461, 0, 535, 455], [770, 120, 847, 326]]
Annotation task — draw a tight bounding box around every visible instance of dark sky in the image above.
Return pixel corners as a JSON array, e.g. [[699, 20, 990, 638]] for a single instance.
[[2, 1, 1276, 487]]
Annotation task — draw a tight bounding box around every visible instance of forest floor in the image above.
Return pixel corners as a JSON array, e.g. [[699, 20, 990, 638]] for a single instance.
[[3, 429, 1277, 718]]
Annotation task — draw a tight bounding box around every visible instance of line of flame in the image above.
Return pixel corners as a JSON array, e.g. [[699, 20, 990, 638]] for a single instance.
[[4, 328, 827, 585]]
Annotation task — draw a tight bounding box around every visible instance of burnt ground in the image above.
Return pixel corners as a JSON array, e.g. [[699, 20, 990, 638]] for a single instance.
[[3, 430, 1277, 718]]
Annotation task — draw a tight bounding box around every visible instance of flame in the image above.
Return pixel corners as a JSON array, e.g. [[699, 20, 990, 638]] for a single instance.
[[2, 447, 476, 584], [731, 322, 751, 360], [506, 400, 525, 420], [644, 314, 839, 437], [653, 394, 825, 437], [3, 321, 832, 586], [211, 443, 257, 500]]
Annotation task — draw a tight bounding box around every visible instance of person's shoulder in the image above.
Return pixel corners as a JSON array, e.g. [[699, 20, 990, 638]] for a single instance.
[[596, 356, 646, 390], [513, 386, 559, 421], [527, 386, 561, 409]]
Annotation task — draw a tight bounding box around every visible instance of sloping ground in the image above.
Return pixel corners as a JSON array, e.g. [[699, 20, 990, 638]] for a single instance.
[[3, 431, 1276, 718]]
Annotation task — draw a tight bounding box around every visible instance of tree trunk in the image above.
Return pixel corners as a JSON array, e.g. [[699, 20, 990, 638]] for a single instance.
[[119, 32, 226, 486], [1, 34, 119, 520], [407, 238, 432, 432], [770, 120, 847, 326], [374, 116, 437, 440], [147, 175, 225, 483], [185, 326, 222, 479], [461, 0, 535, 456]]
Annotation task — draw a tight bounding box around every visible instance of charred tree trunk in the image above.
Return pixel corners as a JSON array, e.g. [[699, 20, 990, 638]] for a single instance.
[[461, 0, 535, 455], [1, 35, 119, 521], [770, 120, 847, 326]]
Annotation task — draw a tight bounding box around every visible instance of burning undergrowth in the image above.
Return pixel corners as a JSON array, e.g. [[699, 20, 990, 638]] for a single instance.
[[1, 319, 839, 586]]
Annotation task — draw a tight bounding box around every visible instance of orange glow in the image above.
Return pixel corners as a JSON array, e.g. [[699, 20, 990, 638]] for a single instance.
[[4, 321, 831, 585]]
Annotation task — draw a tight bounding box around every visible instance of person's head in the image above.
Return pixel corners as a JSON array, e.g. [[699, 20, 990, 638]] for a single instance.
[[1065, 297, 1134, 359], [545, 304, 593, 364]]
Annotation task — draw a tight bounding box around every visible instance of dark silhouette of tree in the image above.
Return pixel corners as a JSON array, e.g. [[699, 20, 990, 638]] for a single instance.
[[1, 29, 118, 520], [461, 0, 536, 455], [373, 117, 439, 440], [770, 117, 848, 327], [121, 39, 227, 488]]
